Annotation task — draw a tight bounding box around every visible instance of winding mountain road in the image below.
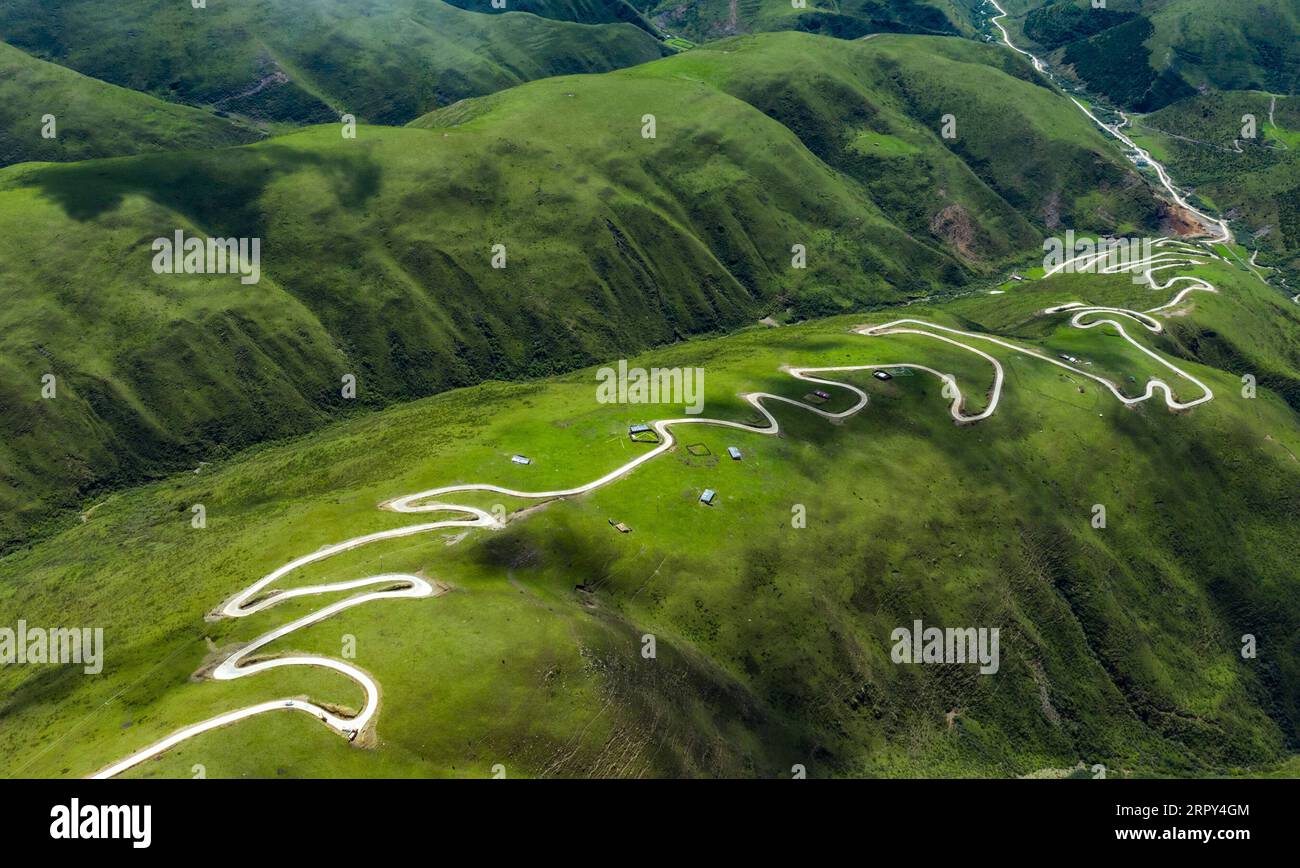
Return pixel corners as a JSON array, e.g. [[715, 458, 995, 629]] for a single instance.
[[986, 0, 1231, 245], [89, 9, 1239, 779], [90, 235, 1220, 778]]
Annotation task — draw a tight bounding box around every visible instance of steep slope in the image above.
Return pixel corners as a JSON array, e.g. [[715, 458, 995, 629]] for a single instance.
[[0, 0, 670, 125], [1001, 0, 1300, 112], [2, 253, 1298, 780], [0, 32, 1161, 550], [639, 34, 1162, 259], [0, 41, 264, 167], [1126, 92, 1300, 271], [442, 0, 662, 31], [645, 0, 978, 42]]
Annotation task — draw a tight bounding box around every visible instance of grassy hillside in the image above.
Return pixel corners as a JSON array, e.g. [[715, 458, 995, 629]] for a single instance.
[[645, 0, 978, 42], [0, 0, 669, 125], [1126, 92, 1300, 272], [0, 41, 264, 167], [2, 249, 1297, 779], [1001, 0, 1300, 111], [0, 32, 1164, 550], [442, 0, 662, 32], [640, 35, 1163, 253]]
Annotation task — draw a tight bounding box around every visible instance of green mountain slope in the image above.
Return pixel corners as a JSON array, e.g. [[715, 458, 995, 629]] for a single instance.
[[0, 0, 670, 125], [0, 32, 1161, 551], [636, 34, 1162, 258], [2, 251, 1297, 779], [0, 41, 264, 167], [1125, 92, 1300, 272], [1003, 0, 1300, 112], [443, 0, 661, 30], [645, 0, 978, 42]]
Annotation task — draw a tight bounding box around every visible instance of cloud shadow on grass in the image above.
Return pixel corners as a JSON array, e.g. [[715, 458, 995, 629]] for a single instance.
[[19, 143, 382, 238]]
